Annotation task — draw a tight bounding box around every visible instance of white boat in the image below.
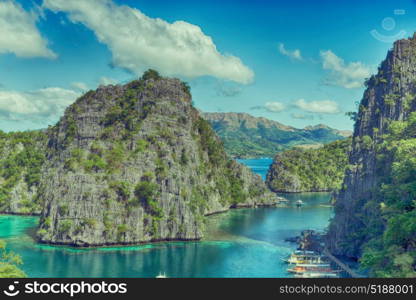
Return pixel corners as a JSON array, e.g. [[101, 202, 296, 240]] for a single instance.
[[276, 197, 289, 203], [294, 250, 315, 255], [295, 200, 304, 207], [287, 262, 338, 274], [294, 263, 331, 268], [295, 272, 339, 278], [284, 252, 327, 264]]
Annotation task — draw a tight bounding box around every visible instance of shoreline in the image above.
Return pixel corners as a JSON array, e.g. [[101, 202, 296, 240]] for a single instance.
[[0, 191, 329, 250], [0, 211, 41, 217], [7, 201, 281, 250], [0, 192, 333, 277], [274, 190, 335, 194], [235, 157, 273, 160]]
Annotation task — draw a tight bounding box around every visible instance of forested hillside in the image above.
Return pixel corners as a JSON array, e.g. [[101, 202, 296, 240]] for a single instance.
[[266, 139, 350, 193]]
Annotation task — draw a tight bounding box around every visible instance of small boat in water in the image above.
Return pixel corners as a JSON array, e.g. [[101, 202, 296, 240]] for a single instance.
[[285, 249, 340, 278], [283, 250, 325, 263], [294, 250, 315, 255], [277, 196, 289, 203], [295, 200, 304, 207]]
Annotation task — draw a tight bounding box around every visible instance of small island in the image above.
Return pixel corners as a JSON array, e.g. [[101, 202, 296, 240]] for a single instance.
[[266, 139, 351, 193]]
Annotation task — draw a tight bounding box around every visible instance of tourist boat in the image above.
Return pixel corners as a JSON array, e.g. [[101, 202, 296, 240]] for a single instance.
[[294, 272, 339, 278], [295, 200, 304, 207], [285, 255, 328, 265], [285, 250, 340, 277], [283, 250, 327, 264], [294, 250, 315, 255], [276, 197, 289, 203], [287, 263, 332, 273]]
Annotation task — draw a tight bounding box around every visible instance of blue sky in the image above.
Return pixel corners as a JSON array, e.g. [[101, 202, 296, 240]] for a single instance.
[[1, 0, 416, 131]]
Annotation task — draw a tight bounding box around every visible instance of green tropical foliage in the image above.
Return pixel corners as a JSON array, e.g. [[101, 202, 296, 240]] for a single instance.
[[141, 69, 161, 81], [359, 112, 416, 277], [266, 139, 351, 192], [0, 240, 26, 278], [0, 130, 46, 213]]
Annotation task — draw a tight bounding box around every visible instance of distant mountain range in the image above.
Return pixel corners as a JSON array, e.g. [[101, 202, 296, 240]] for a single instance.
[[202, 112, 351, 158]]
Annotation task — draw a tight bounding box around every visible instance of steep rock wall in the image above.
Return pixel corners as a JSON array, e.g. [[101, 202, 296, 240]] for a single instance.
[[327, 35, 416, 258], [37, 74, 277, 246]]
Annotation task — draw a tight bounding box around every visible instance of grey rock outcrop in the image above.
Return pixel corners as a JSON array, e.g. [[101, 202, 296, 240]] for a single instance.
[[327, 34, 416, 258], [36, 74, 277, 246]]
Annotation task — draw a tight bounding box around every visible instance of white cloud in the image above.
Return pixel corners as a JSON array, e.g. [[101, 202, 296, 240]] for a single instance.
[[0, 0, 56, 58], [320, 50, 371, 89], [278, 43, 302, 61], [265, 101, 286, 112], [0, 87, 79, 122], [99, 77, 118, 86], [294, 99, 340, 114], [71, 82, 88, 91], [43, 0, 253, 84]]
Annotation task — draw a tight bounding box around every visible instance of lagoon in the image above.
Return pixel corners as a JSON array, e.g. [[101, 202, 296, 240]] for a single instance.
[[0, 159, 332, 277]]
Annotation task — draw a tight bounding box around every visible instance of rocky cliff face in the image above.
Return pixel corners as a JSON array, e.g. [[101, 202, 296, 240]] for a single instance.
[[202, 112, 350, 158], [327, 35, 416, 258], [36, 72, 277, 246]]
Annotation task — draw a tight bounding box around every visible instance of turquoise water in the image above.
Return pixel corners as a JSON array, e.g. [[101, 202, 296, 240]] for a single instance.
[[237, 158, 273, 180], [0, 159, 333, 278]]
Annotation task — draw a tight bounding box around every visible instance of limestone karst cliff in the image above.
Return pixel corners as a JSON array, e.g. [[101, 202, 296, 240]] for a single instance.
[[327, 35, 416, 276], [35, 71, 277, 246]]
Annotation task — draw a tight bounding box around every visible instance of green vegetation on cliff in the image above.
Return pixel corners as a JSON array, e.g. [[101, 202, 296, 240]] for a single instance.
[[359, 113, 416, 277], [266, 139, 351, 193], [0, 131, 46, 214]]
